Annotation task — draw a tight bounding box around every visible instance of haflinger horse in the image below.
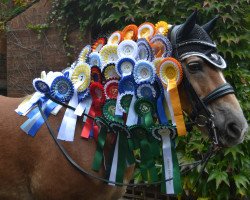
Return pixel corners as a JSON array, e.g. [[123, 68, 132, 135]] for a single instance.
[[0, 11, 248, 200]]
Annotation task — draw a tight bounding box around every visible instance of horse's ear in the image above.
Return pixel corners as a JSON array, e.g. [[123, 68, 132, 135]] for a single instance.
[[178, 11, 198, 39], [202, 15, 219, 34]]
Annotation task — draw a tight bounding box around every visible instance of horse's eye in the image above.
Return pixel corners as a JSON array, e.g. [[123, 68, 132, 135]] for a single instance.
[[186, 62, 202, 73]]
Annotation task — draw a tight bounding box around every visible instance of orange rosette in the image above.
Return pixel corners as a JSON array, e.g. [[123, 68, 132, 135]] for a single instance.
[[92, 38, 106, 52], [108, 31, 124, 45], [122, 24, 138, 41], [138, 22, 156, 41]]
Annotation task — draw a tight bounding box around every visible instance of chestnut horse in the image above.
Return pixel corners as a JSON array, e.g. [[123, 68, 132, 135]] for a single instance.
[[0, 12, 248, 199]]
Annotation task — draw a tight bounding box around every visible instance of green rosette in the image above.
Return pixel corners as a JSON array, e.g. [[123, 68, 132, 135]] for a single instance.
[[134, 98, 155, 128], [92, 117, 110, 171], [103, 99, 123, 123], [129, 125, 158, 182], [120, 93, 133, 113]]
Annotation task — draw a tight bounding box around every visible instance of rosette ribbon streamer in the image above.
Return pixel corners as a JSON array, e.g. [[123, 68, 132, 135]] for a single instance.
[[130, 126, 158, 182], [108, 123, 135, 185], [158, 58, 186, 136], [81, 82, 106, 139], [154, 127, 182, 194]]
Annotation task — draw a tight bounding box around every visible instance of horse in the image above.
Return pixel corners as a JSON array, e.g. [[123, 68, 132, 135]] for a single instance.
[[0, 12, 248, 199]]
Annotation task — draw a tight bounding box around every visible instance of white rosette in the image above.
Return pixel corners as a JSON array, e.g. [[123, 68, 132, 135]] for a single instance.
[[78, 45, 91, 63], [108, 31, 123, 45], [117, 40, 138, 59], [133, 60, 156, 84]]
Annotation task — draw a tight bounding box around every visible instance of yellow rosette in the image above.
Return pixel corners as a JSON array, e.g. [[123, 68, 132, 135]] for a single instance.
[[159, 57, 186, 136], [71, 62, 91, 92], [155, 21, 169, 35], [99, 44, 119, 65]]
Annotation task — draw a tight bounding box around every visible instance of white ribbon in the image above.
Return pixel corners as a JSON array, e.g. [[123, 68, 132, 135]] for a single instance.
[[83, 98, 92, 122], [57, 90, 78, 141], [115, 92, 123, 116], [126, 94, 138, 126], [160, 129, 174, 194], [164, 90, 176, 125], [74, 97, 91, 116], [108, 134, 119, 186]]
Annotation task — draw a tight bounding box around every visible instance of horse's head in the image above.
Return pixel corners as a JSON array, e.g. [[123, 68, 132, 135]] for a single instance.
[[169, 11, 248, 147]]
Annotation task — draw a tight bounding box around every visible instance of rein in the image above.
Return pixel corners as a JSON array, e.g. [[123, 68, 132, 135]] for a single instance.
[[37, 95, 220, 188]]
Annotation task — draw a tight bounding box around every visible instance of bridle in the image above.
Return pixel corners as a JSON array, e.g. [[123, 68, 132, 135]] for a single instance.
[[170, 25, 235, 145]]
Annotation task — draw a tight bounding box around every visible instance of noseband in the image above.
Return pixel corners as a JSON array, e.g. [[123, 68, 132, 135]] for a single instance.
[[182, 74, 234, 144]]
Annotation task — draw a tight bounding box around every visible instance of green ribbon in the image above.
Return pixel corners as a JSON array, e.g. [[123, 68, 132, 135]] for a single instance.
[[92, 125, 108, 171], [171, 140, 182, 194], [92, 117, 110, 171]]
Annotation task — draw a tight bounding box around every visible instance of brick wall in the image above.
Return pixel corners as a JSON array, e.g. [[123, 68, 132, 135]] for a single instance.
[[6, 0, 91, 97], [0, 31, 7, 95]]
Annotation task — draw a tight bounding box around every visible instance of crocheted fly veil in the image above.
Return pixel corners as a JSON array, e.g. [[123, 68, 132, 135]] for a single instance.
[[169, 11, 226, 69]]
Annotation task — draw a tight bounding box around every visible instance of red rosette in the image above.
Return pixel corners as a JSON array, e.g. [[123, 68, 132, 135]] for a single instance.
[[90, 82, 106, 106], [91, 66, 102, 83], [104, 79, 119, 99], [92, 38, 106, 52]]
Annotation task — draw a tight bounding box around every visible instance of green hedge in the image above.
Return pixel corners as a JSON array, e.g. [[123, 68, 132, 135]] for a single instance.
[[50, 0, 250, 199]]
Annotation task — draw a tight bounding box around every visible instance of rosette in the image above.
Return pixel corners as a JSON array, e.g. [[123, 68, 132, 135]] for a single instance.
[[91, 66, 102, 83], [78, 45, 91, 63], [117, 40, 138, 59], [102, 62, 120, 80], [157, 57, 183, 87], [71, 62, 91, 92], [134, 98, 155, 128], [117, 92, 133, 113], [116, 57, 136, 77], [103, 99, 123, 123], [92, 38, 106, 52], [50, 76, 74, 102], [137, 38, 154, 61], [151, 125, 177, 141], [122, 24, 138, 40], [136, 83, 156, 100], [104, 79, 119, 99], [150, 34, 172, 58], [108, 31, 124, 45], [88, 52, 102, 68], [81, 82, 106, 139], [138, 22, 155, 40], [33, 78, 50, 94], [153, 57, 164, 70], [155, 21, 169, 35], [133, 60, 155, 84], [118, 75, 135, 94], [100, 44, 119, 65]]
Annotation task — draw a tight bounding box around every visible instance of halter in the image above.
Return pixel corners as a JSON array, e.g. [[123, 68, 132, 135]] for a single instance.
[[170, 25, 235, 145]]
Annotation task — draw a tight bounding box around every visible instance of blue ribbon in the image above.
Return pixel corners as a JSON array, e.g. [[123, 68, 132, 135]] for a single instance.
[[157, 94, 169, 125], [21, 101, 58, 137]]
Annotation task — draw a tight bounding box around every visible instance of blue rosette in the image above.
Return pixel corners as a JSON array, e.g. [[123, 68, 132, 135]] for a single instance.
[[150, 34, 172, 57], [137, 38, 154, 61], [154, 76, 164, 99], [116, 57, 136, 77], [50, 76, 74, 102], [118, 75, 136, 94], [33, 78, 50, 94], [136, 82, 157, 100], [88, 52, 102, 68], [133, 60, 156, 84]]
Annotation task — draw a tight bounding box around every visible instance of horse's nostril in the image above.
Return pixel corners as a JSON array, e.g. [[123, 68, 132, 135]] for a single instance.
[[226, 122, 242, 139]]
